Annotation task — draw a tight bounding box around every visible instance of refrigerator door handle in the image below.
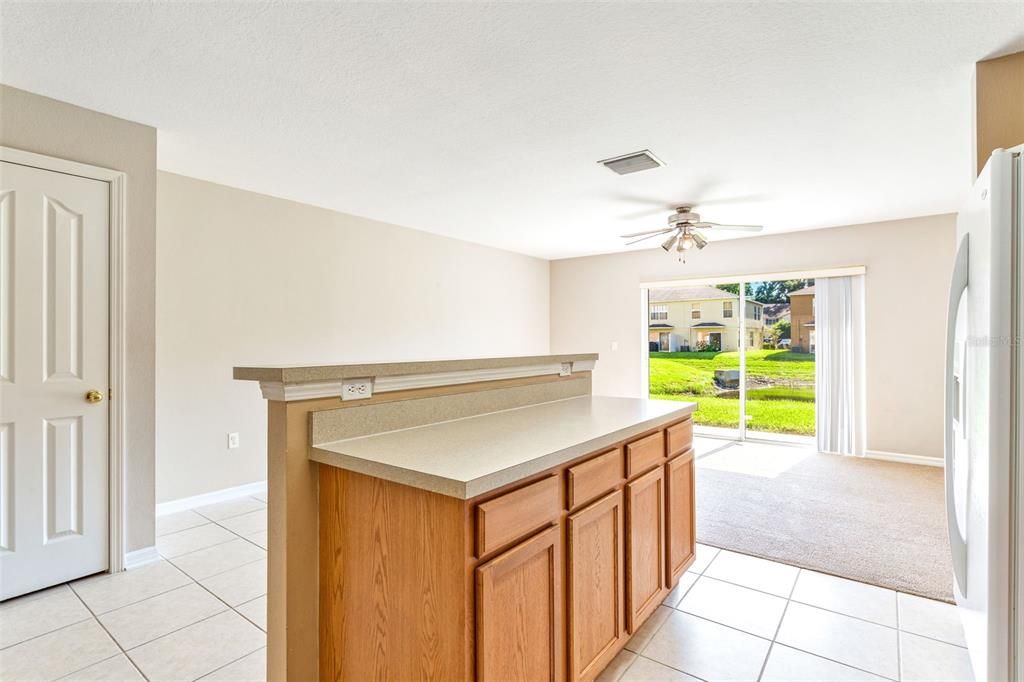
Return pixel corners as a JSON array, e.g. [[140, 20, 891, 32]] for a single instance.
[[945, 233, 970, 596]]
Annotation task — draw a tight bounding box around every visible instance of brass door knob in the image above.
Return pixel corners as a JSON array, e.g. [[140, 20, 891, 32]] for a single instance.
[[85, 390, 104, 404]]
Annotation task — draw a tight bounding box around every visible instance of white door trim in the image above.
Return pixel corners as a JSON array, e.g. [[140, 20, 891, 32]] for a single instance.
[[0, 146, 128, 573]]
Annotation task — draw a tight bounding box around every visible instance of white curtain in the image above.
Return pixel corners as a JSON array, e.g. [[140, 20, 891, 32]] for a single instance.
[[815, 275, 866, 456]]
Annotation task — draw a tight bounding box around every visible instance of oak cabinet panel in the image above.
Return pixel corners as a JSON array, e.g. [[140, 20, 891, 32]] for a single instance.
[[476, 525, 564, 682], [625, 466, 667, 632], [567, 448, 623, 510], [625, 431, 665, 478], [666, 419, 693, 458], [476, 474, 561, 557], [567, 490, 626, 681], [666, 450, 696, 585]]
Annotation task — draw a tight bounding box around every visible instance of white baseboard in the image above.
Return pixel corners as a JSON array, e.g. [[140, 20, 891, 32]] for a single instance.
[[124, 546, 160, 570], [156, 480, 268, 516], [864, 450, 943, 467]]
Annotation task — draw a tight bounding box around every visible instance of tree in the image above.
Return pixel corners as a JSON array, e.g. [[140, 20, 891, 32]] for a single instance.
[[719, 279, 814, 303], [770, 320, 791, 346]]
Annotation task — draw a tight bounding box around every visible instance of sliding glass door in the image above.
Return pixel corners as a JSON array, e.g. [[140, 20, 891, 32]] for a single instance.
[[647, 283, 743, 438], [646, 278, 815, 443], [742, 279, 815, 442]]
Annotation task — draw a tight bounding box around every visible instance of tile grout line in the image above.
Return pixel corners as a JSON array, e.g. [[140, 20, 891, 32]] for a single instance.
[[659, 593, 899, 681], [895, 594, 902, 682], [194, 645, 266, 682], [685, 571, 968, 650], [66, 581, 152, 682], [86, 523, 266, 679], [56, 652, 141, 682], [165, 552, 265, 584], [0, 612, 94, 652], [755, 566, 801, 681]]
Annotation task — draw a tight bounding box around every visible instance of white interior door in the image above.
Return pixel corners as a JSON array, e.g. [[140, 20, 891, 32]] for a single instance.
[[0, 160, 110, 600]]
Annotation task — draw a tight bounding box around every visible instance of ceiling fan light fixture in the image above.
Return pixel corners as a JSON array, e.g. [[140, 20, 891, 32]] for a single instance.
[[692, 231, 708, 250], [679, 233, 695, 250], [661, 233, 679, 251]]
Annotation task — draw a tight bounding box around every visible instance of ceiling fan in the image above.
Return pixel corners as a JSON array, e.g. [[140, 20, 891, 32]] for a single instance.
[[620, 206, 763, 258]]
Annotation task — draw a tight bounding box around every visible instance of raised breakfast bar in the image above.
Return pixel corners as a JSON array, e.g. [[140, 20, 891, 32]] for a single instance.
[[235, 354, 696, 681]]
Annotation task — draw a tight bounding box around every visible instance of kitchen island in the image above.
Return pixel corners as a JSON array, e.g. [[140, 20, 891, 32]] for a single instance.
[[235, 354, 696, 682]]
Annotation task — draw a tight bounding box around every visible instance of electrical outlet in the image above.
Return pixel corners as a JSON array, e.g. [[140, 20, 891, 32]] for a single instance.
[[227, 432, 240, 449], [342, 378, 373, 401], [611, 341, 619, 351]]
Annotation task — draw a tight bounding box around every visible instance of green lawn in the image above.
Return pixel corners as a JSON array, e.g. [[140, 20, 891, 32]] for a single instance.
[[650, 350, 816, 435]]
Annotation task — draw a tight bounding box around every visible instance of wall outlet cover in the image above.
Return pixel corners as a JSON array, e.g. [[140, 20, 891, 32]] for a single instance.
[[342, 378, 373, 401], [227, 432, 240, 449]]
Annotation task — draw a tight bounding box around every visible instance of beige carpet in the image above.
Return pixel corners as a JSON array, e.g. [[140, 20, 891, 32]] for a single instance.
[[694, 438, 954, 602]]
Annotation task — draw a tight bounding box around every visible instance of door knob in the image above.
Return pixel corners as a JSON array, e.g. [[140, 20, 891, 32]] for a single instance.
[[85, 390, 104, 404]]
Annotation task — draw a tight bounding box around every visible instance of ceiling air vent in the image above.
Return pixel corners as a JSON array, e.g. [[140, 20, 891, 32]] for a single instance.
[[597, 149, 664, 175]]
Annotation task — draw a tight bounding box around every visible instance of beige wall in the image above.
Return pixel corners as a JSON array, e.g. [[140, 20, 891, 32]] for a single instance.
[[155, 172, 550, 503], [551, 214, 956, 459], [1, 85, 157, 552]]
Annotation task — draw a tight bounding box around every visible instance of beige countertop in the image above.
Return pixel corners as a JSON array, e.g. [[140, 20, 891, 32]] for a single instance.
[[233, 353, 599, 384], [311, 395, 695, 499]]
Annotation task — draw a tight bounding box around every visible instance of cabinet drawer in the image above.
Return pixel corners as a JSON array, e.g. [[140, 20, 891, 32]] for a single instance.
[[625, 431, 665, 478], [476, 475, 561, 557], [566, 448, 623, 510], [666, 419, 693, 457]]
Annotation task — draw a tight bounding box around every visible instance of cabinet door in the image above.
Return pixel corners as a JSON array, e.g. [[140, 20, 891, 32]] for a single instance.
[[476, 525, 564, 682], [666, 450, 696, 586], [568, 490, 625, 681], [626, 466, 666, 632]]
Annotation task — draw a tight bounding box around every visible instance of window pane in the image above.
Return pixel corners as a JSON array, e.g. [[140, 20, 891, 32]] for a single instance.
[[744, 278, 815, 439], [648, 283, 740, 437]]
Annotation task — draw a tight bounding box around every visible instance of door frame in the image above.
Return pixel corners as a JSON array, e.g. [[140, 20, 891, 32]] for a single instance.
[[1, 146, 128, 573]]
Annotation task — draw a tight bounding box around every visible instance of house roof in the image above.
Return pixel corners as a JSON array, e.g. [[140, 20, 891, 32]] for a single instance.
[[650, 286, 736, 303], [789, 285, 816, 296], [649, 323, 674, 329], [762, 303, 790, 319], [691, 322, 726, 328]]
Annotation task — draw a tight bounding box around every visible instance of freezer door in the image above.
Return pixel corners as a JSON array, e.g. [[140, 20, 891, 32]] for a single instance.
[[945, 233, 970, 597], [954, 149, 1015, 682]]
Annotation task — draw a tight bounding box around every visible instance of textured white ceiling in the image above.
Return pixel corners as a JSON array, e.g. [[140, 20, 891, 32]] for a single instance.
[[2, 2, 1023, 259]]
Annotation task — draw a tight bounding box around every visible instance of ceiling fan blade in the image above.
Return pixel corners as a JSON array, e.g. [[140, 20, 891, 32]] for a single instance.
[[625, 229, 674, 246], [620, 227, 673, 239], [699, 221, 763, 232]]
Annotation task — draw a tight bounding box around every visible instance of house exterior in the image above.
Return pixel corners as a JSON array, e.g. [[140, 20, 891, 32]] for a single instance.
[[762, 302, 790, 327], [761, 302, 791, 346], [648, 285, 765, 352], [788, 285, 815, 352]]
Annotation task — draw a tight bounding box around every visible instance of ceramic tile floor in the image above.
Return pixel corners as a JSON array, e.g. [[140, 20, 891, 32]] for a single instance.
[[598, 543, 975, 682], [2, 493, 974, 682], [0, 495, 268, 682]]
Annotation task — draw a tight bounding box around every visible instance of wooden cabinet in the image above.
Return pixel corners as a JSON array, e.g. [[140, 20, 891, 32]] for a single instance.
[[476, 525, 564, 682], [319, 417, 695, 682], [625, 466, 667, 632], [666, 449, 696, 584], [567, 490, 625, 681]]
